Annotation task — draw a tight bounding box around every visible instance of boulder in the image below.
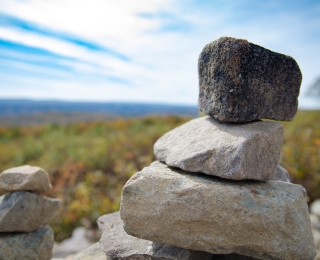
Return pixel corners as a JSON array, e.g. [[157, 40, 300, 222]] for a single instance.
[[0, 191, 61, 232], [120, 161, 316, 260], [154, 116, 283, 181], [0, 225, 54, 260], [270, 165, 291, 183], [73, 243, 108, 260], [198, 37, 302, 122], [0, 165, 52, 195], [98, 211, 212, 260]]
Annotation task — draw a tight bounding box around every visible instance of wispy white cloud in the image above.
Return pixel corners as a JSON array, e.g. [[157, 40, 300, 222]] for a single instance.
[[0, 0, 320, 107]]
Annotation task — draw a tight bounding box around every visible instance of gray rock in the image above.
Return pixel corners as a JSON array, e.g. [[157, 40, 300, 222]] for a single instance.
[[0, 225, 54, 260], [270, 165, 291, 183], [0, 165, 52, 195], [154, 116, 283, 181], [198, 36, 302, 122], [311, 199, 320, 218], [98, 211, 212, 260], [120, 161, 316, 260], [0, 191, 61, 232], [73, 243, 108, 260]]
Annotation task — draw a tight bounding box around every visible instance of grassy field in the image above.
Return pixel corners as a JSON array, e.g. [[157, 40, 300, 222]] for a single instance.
[[0, 111, 319, 241]]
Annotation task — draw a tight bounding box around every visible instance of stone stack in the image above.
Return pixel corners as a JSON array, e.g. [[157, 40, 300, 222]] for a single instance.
[[0, 165, 61, 260], [100, 37, 316, 260]]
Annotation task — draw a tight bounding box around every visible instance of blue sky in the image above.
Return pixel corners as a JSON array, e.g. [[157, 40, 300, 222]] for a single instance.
[[0, 0, 319, 108]]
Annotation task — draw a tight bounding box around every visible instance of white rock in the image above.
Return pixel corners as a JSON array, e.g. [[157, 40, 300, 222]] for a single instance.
[[154, 116, 283, 180]]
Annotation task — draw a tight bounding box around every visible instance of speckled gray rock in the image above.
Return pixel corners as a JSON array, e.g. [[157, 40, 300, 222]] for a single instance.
[[98, 211, 212, 260], [0, 191, 61, 232], [154, 116, 283, 181], [0, 165, 52, 195], [73, 243, 108, 260], [198, 36, 302, 122], [0, 225, 54, 260], [120, 161, 316, 260], [270, 165, 291, 183]]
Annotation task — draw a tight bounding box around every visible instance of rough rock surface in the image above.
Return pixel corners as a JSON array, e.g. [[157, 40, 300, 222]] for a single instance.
[[0, 191, 61, 232], [198, 36, 302, 122], [98, 211, 212, 260], [270, 165, 291, 183], [310, 213, 320, 260], [0, 165, 52, 195], [120, 161, 316, 260], [154, 116, 283, 180], [0, 225, 54, 260], [73, 243, 108, 260]]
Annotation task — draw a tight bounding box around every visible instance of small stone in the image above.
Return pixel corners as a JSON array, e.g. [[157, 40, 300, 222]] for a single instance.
[[0, 191, 61, 232], [98, 211, 212, 260], [73, 243, 108, 260], [270, 165, 291, 183], [0, 225, 54, 260], [154, 116, 283, 181], [311, 199, 320, 218], [198, 36, 302, 122], [0, 165, 52, 195], [120, 161, 316, 260]]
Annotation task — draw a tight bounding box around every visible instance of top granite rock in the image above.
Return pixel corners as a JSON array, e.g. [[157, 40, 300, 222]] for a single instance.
[[198, 36, 302, 122], [0, 165, 52, 195]]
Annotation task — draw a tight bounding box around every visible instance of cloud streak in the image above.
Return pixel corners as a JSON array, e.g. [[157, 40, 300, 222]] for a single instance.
[[0, 0, 319, 107]]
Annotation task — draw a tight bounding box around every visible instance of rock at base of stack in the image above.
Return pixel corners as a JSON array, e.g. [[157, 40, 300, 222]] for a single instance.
[[120, 161, 316, 260], [0, 225, 54, 260], [98, 211, 212, 260], [198, 36, 302, 122], [154, 116, 283, 181]]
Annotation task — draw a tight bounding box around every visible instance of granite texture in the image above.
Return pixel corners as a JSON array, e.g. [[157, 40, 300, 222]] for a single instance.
[[0, 225, 54, 260], [120, 161, 316, 260], [98, 211, 212, 260], [198, 36, 302, 122], [154, 116, 283, 180]]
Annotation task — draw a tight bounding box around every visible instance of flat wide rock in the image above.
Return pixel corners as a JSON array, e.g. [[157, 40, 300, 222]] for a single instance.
[[0, 191, 61, 232], [98, 211, 212, 260], [0, 165, 52, 195], [120, 161, 316, 260], [154, 116, 283, 181], [198, 37, 302, 122], [0, 225, 54, 260]]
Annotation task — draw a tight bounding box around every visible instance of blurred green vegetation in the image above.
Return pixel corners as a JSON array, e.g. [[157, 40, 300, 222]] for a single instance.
[[0, 112, 319, 241]]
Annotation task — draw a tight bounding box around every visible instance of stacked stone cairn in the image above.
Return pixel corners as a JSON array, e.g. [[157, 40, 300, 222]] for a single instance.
[[97, 37, 317, 260], [0, 165, 61, 260]]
